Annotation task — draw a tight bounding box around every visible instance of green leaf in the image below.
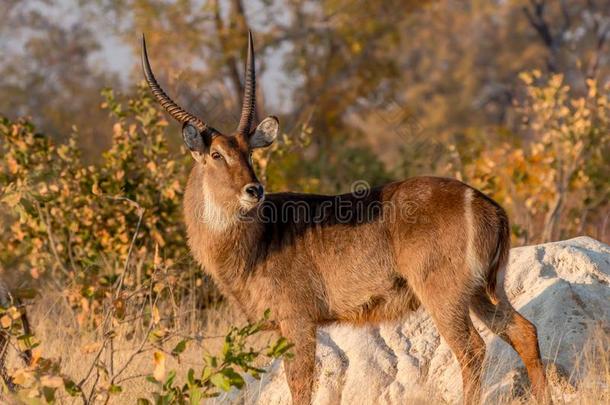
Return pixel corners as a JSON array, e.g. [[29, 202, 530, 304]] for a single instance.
[[63, 378, 82, 396], [137, 399, 151, 405], [146, 375, 161, 385], [267, 337, 294, 358], [247, 366, 266, 380], [222, 340, 232, 358], [108, 384, 122, 394], [209, 373, 231, 392], [189, 386, 202, 405], [203, 355, 217, 368], [17, 333, 40, 350], [42, 386, 57, 403], [163, 370, 176, 390], [201, 366, 213, 382], [187, 368, 195, 386], [220, 368, 244, 389], [171, 339, 188, 357]]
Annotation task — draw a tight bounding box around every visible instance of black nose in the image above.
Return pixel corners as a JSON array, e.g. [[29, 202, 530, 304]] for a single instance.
[[243, 183, 264, 201]]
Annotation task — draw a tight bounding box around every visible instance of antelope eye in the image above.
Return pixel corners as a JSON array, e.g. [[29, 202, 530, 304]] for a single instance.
[[211, 151, 223, 161]]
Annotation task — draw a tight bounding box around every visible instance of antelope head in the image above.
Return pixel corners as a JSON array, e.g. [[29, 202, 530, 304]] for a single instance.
[[141, 32, 279, 224]]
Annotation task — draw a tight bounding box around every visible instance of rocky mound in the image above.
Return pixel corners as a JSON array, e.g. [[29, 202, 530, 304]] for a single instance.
[[245, 237, 610, 404]]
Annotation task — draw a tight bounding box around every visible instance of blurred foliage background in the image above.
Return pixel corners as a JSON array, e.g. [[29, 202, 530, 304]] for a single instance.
[[0, 0, 609, 401], [1, 0, 609, 294]]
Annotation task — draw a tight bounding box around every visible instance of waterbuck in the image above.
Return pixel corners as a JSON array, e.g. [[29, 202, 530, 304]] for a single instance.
[[141, 32, 548, 404]]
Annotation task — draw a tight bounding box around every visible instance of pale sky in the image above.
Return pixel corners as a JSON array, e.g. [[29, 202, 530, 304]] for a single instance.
[[29, 0, 299, 113]]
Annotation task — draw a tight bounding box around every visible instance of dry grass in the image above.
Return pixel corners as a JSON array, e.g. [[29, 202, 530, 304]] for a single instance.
[[4, 287, 278, 404], [3, 289, 608, 404]]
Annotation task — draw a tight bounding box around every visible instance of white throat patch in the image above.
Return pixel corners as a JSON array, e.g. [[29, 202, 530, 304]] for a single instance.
[[198, 188, 238, 232]]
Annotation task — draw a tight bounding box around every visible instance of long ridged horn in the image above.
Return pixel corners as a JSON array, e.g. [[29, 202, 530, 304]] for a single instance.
[[141, 35, 212, 133], [237, 31, 256, 135]]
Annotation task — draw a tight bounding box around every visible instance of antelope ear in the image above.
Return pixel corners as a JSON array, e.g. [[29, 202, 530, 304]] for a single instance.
[[250, 116, 279, 149], [182, 123, 210, 161]]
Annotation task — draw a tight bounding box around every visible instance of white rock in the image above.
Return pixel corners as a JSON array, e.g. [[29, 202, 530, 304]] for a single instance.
[[245, 237, 610, 404]]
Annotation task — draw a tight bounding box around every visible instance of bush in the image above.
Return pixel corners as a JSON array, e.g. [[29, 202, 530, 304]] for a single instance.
[[1, 86, 197, 326], [0, 86, 293, 403], [461, 72, 610, 244]]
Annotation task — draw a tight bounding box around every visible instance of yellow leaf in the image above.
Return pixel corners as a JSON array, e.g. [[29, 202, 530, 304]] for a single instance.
[[8, 306, 21, 320], [152, 305, 160, 324], [92, 182, 102, 196], [519, 71, 533, 85], [30, 348, 41, 366], [153, 282, 165, 294], [7, 156, 19, 174], [30, 267, 40, 279], [153, 243, 161, 267], [11, 369, 30, 386], [151, 230, 166, 247], [153, 351, 166, 382], [0, 315, 11, 329], [113, 123, 122, 136]]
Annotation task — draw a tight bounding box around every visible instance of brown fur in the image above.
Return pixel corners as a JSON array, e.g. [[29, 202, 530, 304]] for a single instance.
[[183, 151, 550, 404]]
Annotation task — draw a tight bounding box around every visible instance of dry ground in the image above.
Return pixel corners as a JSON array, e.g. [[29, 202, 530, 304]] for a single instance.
[[3, 288, 608, 404]]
